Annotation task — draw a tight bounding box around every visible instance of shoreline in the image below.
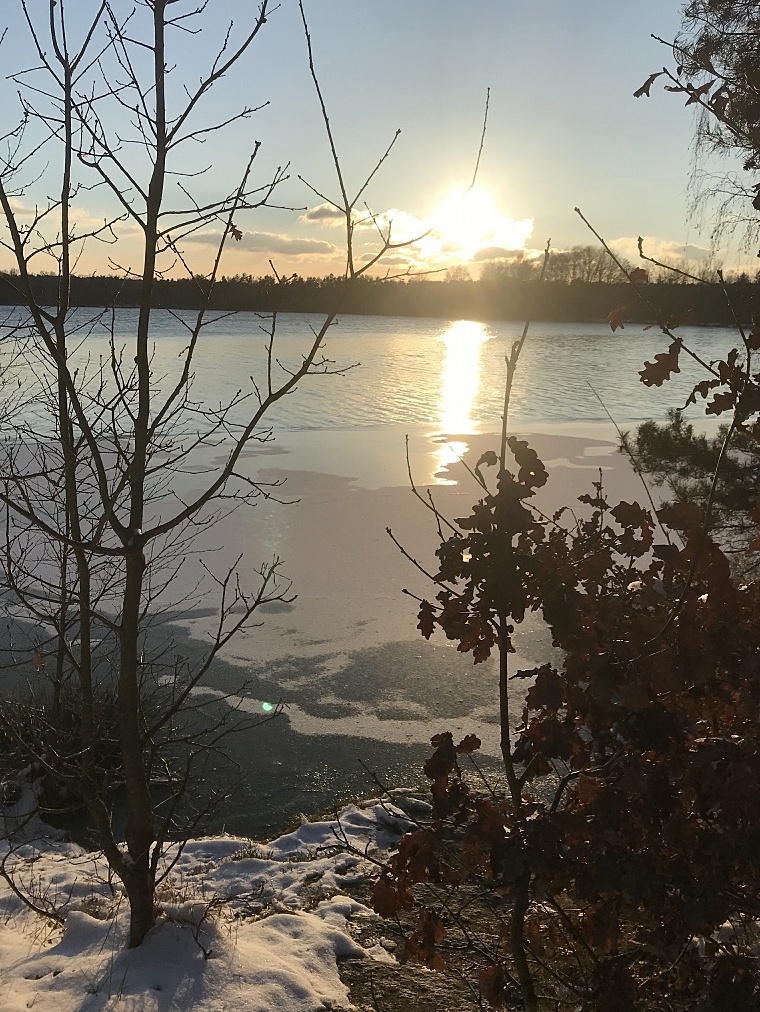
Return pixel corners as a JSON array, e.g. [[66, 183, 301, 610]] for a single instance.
[[214, 419, 633, 490]]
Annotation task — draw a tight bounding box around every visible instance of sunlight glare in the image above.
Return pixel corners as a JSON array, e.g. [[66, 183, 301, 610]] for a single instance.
[[439, 320, 489, 431], [434, 320, 490, 480], [434, 439, 469, 484]]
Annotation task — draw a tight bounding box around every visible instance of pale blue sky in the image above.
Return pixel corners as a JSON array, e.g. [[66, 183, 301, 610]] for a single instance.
[[0, 1, 739, 277]]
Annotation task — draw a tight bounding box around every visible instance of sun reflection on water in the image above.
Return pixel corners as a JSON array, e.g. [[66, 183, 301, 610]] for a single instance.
[[434, 320, 490, 481]]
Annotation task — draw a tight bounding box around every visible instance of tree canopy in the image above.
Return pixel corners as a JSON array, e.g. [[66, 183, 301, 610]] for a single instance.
[[676, 1, 760, 171], [639, 1, 760, 249]]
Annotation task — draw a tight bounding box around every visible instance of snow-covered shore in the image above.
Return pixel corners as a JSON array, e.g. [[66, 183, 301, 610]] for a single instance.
[[0, 797, 419, 1012]]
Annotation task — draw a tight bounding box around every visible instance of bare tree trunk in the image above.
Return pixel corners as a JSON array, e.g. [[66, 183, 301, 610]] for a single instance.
[[120, 548, 155, 945], [122, 862, 157, 949]]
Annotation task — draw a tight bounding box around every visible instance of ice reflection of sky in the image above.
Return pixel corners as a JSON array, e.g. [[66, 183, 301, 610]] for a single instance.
[[434, 320, 490, 481]]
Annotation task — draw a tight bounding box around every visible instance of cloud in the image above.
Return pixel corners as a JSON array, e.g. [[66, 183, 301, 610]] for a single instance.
[[183, 229, 340, 257], [299, 204, 345, 226], [3, 197, 125, 235], [299, 203, 389, 230], [358, 208, 430, 243], [362, 254, 416, 267], [610, 235, 714, 264], [115, 222, 143, 238], [304, 203, 430, 241], [8, 198, 33, 219], [471, 246, 526, 262], [243, 232, 338, 256], [299, 197, 535, 274], [285, 197, 535, 275]]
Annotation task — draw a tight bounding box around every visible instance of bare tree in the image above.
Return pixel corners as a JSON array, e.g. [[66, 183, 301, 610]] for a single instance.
[[640, 2, 760, 250], [0, 0, 414, 946]]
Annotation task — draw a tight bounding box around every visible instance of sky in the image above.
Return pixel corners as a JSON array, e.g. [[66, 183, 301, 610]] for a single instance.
[[0, 0, 749, 280]]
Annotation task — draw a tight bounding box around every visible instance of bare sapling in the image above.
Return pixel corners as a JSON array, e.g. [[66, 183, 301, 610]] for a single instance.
[[0, 0, 428, 947]]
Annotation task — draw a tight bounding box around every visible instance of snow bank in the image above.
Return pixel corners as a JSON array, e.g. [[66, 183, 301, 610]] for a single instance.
[[0, 797, 422, 1012]]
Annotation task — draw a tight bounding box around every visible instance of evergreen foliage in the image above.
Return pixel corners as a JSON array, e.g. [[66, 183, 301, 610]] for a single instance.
[[623, 408, 760, 571]]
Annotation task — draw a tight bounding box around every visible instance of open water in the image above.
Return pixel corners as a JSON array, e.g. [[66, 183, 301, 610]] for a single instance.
[[93, 309, 736, 431]]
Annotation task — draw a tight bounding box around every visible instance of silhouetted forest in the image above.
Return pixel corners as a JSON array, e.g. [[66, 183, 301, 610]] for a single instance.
[[1, 270, 758, 325]]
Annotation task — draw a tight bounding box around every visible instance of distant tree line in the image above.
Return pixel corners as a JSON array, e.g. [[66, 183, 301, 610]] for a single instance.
[[1, 251, 758, 326]]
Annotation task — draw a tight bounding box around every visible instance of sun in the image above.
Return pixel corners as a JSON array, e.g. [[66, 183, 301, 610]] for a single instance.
[[430, 186, 532, 260], [433, 187, 497, 254]]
